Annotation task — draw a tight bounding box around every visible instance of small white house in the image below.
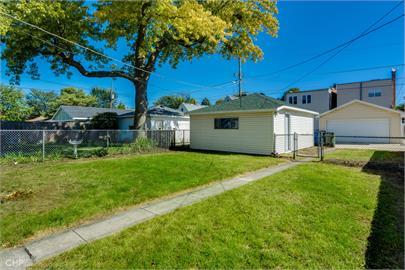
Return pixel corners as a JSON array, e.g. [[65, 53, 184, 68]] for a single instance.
[[189, 93, 319, 155], [178, 103, 207, 114], [118, 106, 190, 130]]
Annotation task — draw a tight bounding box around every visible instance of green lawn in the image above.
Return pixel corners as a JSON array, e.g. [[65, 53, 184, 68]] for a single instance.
[[33, 163, 403, 269], [0, 152, 283, 247], [325, 149, 403, 163]]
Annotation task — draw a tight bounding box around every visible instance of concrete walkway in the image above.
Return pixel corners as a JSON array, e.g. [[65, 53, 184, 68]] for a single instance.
[[0, 160, 305, 270]]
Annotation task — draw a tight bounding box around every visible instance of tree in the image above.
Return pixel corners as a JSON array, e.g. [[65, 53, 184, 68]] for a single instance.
[[154, 95, 196, 109], [281, 88, 300, 101], [26, 88, 58, 117], [215, 99, 224, 105], [0, 85, 31, 121], [395, 103, 404, 111], [116, 102, 126, 110], [52, 87, 97, 110], [1, 1, 278, 129], [91, 87, 117, 108], [201, 97, 211, 106], [90, 112, 118, 129]]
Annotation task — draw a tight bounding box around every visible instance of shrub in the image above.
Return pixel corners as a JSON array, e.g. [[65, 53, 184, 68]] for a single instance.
[[90, 112, 118, 129]]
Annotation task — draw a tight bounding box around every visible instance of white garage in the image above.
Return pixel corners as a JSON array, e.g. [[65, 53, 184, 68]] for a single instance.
[[320, 100, 404, 144], [190, 93, 318, 155]]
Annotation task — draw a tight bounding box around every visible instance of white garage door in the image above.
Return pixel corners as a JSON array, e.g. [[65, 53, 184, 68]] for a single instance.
[[326, 118, 389, 143]]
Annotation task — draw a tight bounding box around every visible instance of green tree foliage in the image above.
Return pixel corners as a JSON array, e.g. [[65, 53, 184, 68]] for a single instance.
[[52, 87, 97, 110], [91, 87, 117, 108], [395, 103, 404, 111], [281, 88, 300, 101], [0, 85, 31, 121], [1, 0, 278, 129], [26, 88, 58, 117], [215, 99, 224, 105], [154, 95, 196, 109], [201, 97, 211, 106], [116, 102, 126, 110], [90, 112, 118, 129]]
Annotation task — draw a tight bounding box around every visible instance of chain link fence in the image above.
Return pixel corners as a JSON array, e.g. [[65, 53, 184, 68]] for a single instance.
[[0, 129, 190, 161]]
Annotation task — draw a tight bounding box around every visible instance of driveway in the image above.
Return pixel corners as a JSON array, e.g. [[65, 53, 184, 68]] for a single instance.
[[335, 144, 405, 152]]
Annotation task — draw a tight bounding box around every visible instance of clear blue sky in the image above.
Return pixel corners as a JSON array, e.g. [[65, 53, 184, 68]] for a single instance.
[[1, 1, 404, 108]]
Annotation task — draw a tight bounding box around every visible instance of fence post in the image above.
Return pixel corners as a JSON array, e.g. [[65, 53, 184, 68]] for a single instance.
[[42, 130, 45, 162], [320, 131, 324, 161], [293, 132, 297, 160]]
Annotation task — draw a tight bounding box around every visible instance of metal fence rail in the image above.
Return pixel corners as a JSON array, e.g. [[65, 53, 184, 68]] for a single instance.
[[0, 129, 190, 160]]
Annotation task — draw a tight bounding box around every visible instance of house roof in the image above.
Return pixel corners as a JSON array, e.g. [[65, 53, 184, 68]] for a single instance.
[[319, 100, 405, 117], [119, 105, 185, 118], [179, 103, 207, 111], [190, 93, 286, 114], [52, 105, 133, 120]]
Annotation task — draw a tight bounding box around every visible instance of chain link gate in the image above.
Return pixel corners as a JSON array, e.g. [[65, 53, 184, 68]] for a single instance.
[[293, 132, 322, 159]]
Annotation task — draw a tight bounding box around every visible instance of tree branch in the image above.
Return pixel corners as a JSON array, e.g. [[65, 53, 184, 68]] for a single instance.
[[58, 52, 134, 82]]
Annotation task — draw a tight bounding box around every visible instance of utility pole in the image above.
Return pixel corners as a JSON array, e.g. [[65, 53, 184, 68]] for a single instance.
[[238, 58, 242, 107], [110, 79, 114, 109]]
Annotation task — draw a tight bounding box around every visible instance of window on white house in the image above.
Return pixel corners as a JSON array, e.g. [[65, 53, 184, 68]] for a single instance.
[[302, 95, 307, 104], [402, 118, 405, 124], [293, 96, 297, 104], [368, 89, 382, 97], [214, 118, 239, 129], [307, 95, 312, 103], [288, 96, 293, 104]]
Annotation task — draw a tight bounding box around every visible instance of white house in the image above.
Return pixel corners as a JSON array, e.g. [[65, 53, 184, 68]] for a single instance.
[[178, 103, 207, 114], [189, 93, 319, 155], [320, 100, 405, 144], [118, 106, 190, 130]]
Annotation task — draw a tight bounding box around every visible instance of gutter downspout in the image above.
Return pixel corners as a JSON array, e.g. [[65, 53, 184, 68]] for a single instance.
[[359, 82, 363, 101]]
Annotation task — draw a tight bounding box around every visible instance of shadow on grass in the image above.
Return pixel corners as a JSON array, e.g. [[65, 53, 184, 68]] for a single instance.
[[363, 151, 404, 269]]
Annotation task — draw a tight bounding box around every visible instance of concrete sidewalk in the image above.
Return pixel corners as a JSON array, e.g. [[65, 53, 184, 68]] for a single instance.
[[0, 160, 304, 270]]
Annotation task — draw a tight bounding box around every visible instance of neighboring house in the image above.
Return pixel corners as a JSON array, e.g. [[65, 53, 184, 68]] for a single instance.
[[51, 105, 132, 121], [286, 76, 396, 112], [189, 93, 318, 155], [118, 106, 190, 130], [320, 100, 405, 144], [224, 95, 239, 102], [178, 103, 207, 114]]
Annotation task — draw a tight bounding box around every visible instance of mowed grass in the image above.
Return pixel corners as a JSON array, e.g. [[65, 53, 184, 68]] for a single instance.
[[325, 149, 403, 163], [0, 152, 283, 247], [34, 163, 384, 269]]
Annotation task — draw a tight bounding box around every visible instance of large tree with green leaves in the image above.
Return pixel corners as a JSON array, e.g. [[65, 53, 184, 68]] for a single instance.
[[0, 85, 32, 121], [52, 87, 97, 110], [0, 0, 278, 129], [90, 87, 117, 108], [26, 88, 58, 117], [154, 94, 196, 109]]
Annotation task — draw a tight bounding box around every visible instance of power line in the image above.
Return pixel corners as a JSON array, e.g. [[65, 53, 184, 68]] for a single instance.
[[323, 64, 404, 74], [244, 2, 404, 80], [278, 3, 404, 92], [0, 10, 234, 90]]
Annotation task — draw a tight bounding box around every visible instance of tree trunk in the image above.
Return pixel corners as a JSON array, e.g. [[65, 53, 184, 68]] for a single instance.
[[133, 79, 148, 130]]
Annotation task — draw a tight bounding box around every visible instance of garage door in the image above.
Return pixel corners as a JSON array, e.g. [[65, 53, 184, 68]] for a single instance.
[[326, 118, 389, 143]]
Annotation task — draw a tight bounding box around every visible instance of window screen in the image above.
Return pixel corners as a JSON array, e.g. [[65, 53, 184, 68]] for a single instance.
[[214, 118, 239, 129]]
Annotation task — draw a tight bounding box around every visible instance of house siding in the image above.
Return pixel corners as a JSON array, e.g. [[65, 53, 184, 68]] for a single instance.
[[52, 109, 72, 121], [190, 112, 274, 155], [285, 89, 329, 113], [336, 79, 393, 108], [118, 116, 190, 130], [273, 110, 315, 153], [320, 102, 402, 143]]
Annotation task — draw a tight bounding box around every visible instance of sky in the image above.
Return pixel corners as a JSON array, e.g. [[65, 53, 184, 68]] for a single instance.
[[1, 1, 404, 109]]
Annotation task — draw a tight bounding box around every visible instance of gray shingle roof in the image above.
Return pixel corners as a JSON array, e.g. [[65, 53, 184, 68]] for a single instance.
[[190, 93, 286, 114], [180, 103, 207, 112], [119, 106, 185, 118], [58, 105, 133, 119]]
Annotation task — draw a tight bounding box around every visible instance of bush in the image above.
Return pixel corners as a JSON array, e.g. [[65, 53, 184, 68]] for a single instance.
[[90, 112, 118, 129]]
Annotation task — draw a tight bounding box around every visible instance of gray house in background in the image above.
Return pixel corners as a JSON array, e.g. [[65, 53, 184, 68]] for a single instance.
[[285, 69, 397, 113], [51, 105, 132, 121]]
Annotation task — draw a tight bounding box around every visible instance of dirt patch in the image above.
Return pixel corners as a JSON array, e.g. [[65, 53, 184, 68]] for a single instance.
[[0, 190, 33, 203], [323, 159, 404, 173]]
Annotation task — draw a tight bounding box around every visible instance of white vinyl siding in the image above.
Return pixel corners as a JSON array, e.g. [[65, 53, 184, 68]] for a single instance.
[[274, 110, 315, 153], [118, 116, 190, 130], [190, 112, 274, 155]]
